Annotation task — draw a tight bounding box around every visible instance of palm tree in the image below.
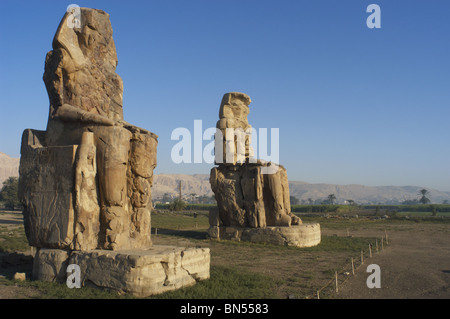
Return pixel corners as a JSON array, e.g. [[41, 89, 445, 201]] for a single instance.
[[327, 194, 336, 205], [418, 189, 431, 204]]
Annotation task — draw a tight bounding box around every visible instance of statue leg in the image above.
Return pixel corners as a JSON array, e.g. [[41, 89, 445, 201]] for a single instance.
[[93, 125, 132, 250]]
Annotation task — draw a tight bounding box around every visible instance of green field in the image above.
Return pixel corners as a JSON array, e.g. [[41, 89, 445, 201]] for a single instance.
[[1, 209, 448, 299], [155, 203, 450, 215]]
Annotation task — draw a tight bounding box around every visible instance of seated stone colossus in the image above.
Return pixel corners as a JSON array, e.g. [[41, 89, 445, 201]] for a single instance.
[[18, 7, 210, 297], [210, 92, 301, 229], [19, 8, 157, 251], [209, 93, 321, 247]]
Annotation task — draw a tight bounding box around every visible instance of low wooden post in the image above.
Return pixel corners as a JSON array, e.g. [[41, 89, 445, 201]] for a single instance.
[[381, 237, 384, 250], [335, 271, 338, 293], [369, 244, 372, 258], [155, 228, 158, 236], [317, 291, 320, 299], [351, 258, 355, 275], [361, 250, 364, 264], [376, 239, 379, 253]]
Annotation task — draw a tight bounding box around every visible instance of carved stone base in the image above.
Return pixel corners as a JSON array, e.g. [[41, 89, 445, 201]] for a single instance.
[[32, 246, 210, 297], [208, 223, 321, 247]]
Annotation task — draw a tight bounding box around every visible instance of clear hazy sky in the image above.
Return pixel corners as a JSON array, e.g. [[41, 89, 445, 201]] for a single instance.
[[1, 0, 449, 191]]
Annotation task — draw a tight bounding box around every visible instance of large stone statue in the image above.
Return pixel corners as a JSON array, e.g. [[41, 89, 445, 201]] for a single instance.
[[209, 92, 321, 247], [18, 7, 209, 296], [19, 7, 156, 251]]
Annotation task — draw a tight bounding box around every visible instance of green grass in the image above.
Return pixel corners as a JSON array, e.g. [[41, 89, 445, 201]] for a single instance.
[[394, 211, 450, 217], [151, 210, 210, 230], [3, 209, 434, 299], [204, 234, 376, 253], [0, 226, 30, 252], [291, 204, 450, 213], [0, 276, 133, 299], [150, 265, 277, 299], [362, 204, 450, 213], [299, 215, 450, 231], [291, 204, 360, 214], [0, 265, 277, 299]]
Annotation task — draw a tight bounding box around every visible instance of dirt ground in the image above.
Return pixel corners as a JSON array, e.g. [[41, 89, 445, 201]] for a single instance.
[[328, 223, 450, 299], [1, 211, 449, 299], [0, 211, 23, 229]]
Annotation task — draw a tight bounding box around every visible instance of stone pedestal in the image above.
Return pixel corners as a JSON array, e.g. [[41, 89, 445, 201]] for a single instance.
[[208, 223, 321, 248], [32, 246, 210, 297]]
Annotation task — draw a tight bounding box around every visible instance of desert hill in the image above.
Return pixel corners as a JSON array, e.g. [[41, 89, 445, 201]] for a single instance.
[[1, 152, 449, 204], [288, 181, 450, 205], [0, 152, 19, 187], [153, 174, 450, 205], [152, 174, 213, 199]]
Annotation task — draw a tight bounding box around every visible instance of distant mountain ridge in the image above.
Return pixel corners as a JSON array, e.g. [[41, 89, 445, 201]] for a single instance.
[[287, 181, 450, 205], [1, 152, 449, 204], [153, 174, 450, 205], [0, 152, 19, 187], [152, 174, 213, 199]]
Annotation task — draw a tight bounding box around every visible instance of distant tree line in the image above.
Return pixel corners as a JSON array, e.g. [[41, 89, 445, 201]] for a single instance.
[[157, 193, 216, 205], [359, 204, 450, 213], [289, 189, 449, 206], [0, 177, 21, 210]]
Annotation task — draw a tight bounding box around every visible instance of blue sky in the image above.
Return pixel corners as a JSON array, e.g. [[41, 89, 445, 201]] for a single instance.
[[1, 0, 449, 191]]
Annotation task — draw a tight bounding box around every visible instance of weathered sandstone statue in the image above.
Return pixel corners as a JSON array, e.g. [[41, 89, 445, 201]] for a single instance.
[[19, 8, 157, 251], [209, 93, 320, 247], [210, 92, 301, 228], [18, 7, 209, 296]]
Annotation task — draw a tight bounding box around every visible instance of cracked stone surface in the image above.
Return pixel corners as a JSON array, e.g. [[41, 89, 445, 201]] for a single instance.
[[34, 246, 210, 297]]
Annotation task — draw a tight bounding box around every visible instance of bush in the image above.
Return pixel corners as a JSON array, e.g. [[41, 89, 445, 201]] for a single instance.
[[0, 177, 21, 210], [168, 198, 187, 211]]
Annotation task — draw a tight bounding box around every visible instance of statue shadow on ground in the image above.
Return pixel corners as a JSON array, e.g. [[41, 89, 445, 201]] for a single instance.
[[0, 219, 23, 225], [0, 251, 33, 280], [152, 228, 208, 240]]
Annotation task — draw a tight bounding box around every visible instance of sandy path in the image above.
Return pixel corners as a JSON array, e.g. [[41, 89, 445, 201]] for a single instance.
[[334, 224, 450, 299]]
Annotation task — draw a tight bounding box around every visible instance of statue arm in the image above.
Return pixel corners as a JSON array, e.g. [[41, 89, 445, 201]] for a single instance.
[[53, 104, 114, 126]]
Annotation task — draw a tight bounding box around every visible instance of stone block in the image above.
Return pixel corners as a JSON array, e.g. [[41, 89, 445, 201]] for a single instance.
[[32, 248, 70, 282], [208, 223, 321, 247], [32, 246, 210, 297]]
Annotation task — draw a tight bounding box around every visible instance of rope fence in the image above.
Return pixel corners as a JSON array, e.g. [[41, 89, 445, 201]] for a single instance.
[[311, 230, 390, 299]]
